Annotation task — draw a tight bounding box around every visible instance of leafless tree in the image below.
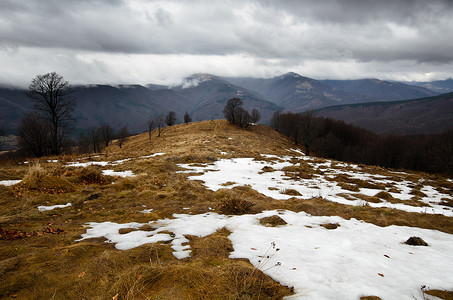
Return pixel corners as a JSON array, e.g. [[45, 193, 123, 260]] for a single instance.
[[148, 119, 155, 141], [165, 111, 177, 126], [155, 114, 165, 137], [98, 125, 114, 147], [27, 72, 75, 155], [184, 111, 192, 124], [117, 126, 130, 148], [223, 98, 243, 124], [299, 110, 319, 156], [88, 127, 101, 153], [251, 109, 261, 123], [17, 113, 49, 157], [235, 107, 252, 128]]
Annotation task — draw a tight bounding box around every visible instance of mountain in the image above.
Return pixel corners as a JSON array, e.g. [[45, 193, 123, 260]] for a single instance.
[[225, 72, 376, 111], [404, 78, 453, 94], [316, 93, 453, 135], [174, 74, 280, 122], [0, 75, 280, 135], [321, 79, 438, 101]]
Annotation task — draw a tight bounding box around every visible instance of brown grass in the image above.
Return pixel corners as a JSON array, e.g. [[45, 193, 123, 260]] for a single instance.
[[425, 289, 453, 300], [1, 119, 452, 298], [259, 215, 287, 227]]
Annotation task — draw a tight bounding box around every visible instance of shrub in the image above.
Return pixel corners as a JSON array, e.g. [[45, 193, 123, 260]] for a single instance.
[[218, 194, 255, 215]]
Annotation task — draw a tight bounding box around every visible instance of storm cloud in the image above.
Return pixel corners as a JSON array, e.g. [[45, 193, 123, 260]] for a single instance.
[[1, 0, 452, 87]]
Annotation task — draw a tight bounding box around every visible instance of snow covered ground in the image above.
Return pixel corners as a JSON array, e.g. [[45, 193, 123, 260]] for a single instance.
[[79, 210, 453, 299], [178, 154, 453, 217], [73, 151, 452, 298]]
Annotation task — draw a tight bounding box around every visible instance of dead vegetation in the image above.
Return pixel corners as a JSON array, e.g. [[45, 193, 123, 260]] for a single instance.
[[0, 119, 452, 298]]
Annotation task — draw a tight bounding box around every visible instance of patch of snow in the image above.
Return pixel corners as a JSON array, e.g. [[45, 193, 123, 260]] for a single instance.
[[79, 210, 453, 299], [178, 156, 453, 216], [139, 153, 165, 159], [141, 209, 153, 214], [38, 202, 72, 212], [0, 179, 22, 186], [102, 170, 136, 177], [66, 161, 109, 167]]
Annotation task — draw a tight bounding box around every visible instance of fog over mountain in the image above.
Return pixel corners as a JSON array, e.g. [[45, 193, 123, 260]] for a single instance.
[[1, 0, 453, 87], [1, 72, 451, 137]]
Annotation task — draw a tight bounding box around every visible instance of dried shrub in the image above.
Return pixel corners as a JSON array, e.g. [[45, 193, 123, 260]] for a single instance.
[[375, 191, 394, 201], [73, 167, 108, 185], [321, 223, 340, 230], [360, 297, 381, 300], [218, 195, 255, 215], [405, 236, 428, 246], [261, 166, 275, 173], [260, 215, 287, 227], [281, 189, 301, 196], [23, 163, 47, 184]]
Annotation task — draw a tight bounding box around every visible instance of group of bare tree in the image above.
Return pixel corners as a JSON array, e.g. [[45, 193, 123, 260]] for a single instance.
[[223, 98, 260, 128], [272, 111, 453, 174], [77, 125, 131, 153], [147, 111, 192, 141]]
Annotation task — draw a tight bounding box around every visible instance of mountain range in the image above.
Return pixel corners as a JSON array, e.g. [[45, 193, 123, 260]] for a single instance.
[[0, 72, 451, 136]]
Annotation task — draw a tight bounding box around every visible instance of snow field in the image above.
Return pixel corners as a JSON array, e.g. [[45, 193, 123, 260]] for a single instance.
[[78, 210, 453, 299], [178, 155, 453, 216]]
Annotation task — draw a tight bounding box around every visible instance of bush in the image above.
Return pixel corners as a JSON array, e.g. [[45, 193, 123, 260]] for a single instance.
[[218, 194, 255, 215]]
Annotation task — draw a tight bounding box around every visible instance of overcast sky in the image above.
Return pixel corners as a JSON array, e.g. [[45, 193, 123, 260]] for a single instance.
[[1, 0, 453, 87]]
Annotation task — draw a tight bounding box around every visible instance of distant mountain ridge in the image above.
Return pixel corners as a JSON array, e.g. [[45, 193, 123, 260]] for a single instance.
[[316, 93, 453, 135], [0, 73, 451, 136], [321, 79, 438, 101]]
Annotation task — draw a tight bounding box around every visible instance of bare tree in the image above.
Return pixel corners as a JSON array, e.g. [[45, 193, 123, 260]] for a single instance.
[[270, 111, 281, 132], [27, 72, 75, 155], [98, 125, 114, 148], [183, 111, 192, 124], [235, 107, 251, 128], [251, 109, 261, 123], [117, 126, 130, 148], [148, 119, 155, 141], [165, 111, 177, 126], [155, 114, 165, 137], [223, 98, 243, 124], [298, 110, 319, 156], [88, 127, 101, 153], [17, 113, 49, 157]]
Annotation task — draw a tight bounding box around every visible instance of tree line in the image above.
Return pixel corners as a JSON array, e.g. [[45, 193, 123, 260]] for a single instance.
[[271, 111, 453, 174]]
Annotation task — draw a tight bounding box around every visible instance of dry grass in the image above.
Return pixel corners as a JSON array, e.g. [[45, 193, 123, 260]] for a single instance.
[[425, 289, 453, 300], [1, 119, 452, 298], [259, 215, 287, 227]]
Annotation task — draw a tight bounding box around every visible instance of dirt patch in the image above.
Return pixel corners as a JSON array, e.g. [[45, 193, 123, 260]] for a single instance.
[[321, 223, 340, 230], [281, 189, 301, 196], [261, 166, 275, 173], [425, 289, 453, 300], [405, 236, 428, 246], [360, 297, 381, 300], [259, 215, 287, 227]]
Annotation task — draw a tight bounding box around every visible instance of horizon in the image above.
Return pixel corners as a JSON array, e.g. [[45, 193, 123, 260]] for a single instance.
[[1, 71, 453, 90]]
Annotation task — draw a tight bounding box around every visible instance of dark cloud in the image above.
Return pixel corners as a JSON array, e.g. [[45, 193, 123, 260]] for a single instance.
[[0, 0, 452, 86]]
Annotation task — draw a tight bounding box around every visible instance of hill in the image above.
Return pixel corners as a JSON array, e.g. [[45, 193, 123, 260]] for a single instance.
[[1, 120, 452, 299], [316, 93, 453, 135], [321, 78, 438, 101]]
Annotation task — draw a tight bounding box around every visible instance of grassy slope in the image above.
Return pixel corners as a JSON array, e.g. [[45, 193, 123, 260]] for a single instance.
[[0, 120, 452, 299]]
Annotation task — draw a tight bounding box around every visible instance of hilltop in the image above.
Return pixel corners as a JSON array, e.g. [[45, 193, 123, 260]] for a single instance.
[[1, 120, 452, 299]]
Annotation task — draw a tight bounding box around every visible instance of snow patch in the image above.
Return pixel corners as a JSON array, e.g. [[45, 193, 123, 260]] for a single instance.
[[0, 179, 22, 186], [38, 203, 72, 212]]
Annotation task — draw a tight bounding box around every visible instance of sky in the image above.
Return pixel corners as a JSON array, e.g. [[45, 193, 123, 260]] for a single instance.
[[1, 0, 453, 87]]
